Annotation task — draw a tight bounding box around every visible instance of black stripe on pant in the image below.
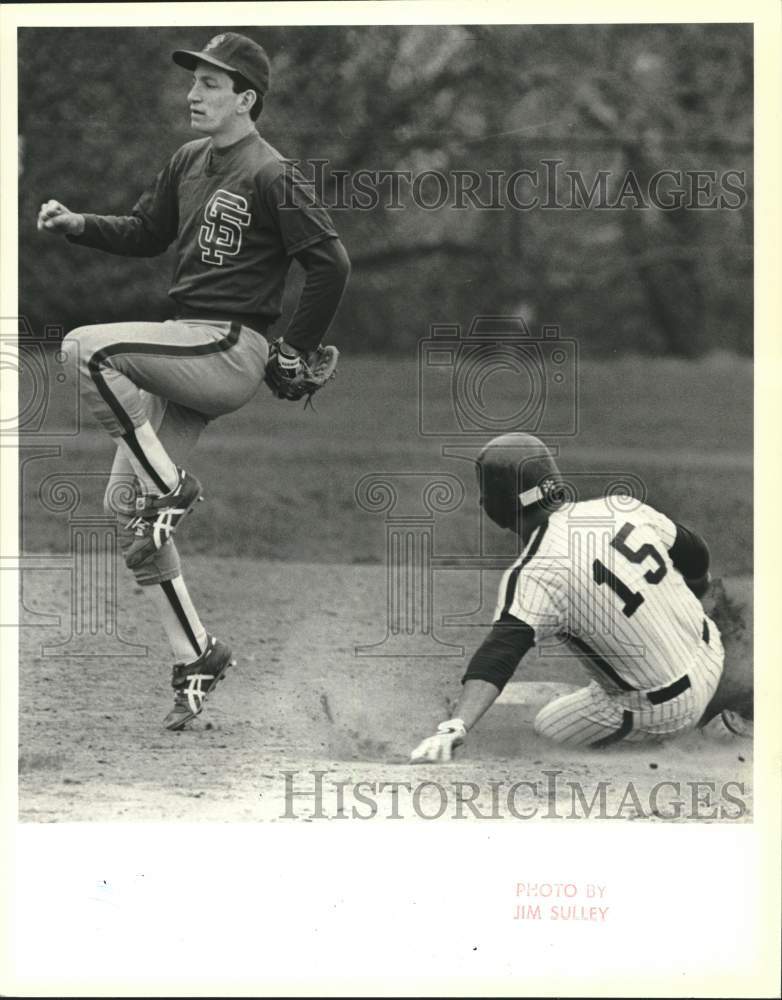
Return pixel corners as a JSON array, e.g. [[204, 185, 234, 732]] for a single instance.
[[160, 580, 202, 658], [590, 710, 634, 748], [122, 430, 169, 492], [88, 322, 241, 491]]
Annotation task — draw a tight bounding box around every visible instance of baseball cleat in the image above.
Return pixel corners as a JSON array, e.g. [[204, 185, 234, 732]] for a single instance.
[[124, 467, 203, 569], [700, 709, 753, 742], [163, 634, 235, 731]]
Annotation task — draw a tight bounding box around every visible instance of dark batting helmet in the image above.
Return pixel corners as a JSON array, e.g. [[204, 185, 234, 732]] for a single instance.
[[476, 432, 564, 533]]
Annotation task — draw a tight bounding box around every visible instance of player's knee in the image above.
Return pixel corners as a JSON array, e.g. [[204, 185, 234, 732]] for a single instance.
[[60, 327, 86, 372], [119, 537, 182, 586], [532, 694, 592, 746], [131, 563, 182, 587], [63, 325, 93, 349], [64, 323, 120, 359], [62, 325, 104, 372], [532, 703, 559, 741]]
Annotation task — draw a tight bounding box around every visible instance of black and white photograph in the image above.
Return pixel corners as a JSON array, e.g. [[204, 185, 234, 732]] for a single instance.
[[3, 1, 780, 995]]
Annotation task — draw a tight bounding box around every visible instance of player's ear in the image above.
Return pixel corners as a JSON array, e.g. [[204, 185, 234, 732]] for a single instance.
[[238, 89, 255, 116]]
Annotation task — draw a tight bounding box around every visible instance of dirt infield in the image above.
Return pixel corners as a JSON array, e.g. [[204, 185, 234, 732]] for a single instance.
[[18, 560, 752, 823]]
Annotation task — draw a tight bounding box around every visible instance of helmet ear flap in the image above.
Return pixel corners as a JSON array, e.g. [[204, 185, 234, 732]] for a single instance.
[[477, 459, 519, 530], [525, 474, 569, 513], [477, 432, 563, 533]]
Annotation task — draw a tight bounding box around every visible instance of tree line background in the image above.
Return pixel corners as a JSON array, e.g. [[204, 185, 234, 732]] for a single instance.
[[18, 23, 752, 356]]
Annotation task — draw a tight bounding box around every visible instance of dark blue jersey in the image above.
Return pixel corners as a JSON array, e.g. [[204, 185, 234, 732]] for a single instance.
[[70, 131, 339, 332]]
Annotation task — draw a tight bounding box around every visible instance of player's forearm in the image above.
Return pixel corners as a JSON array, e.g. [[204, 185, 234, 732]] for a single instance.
[[67, 212, 170, 257], [452, 618, 536, 730], [452, 679, 503, 731], [283, 238, 351, 352]]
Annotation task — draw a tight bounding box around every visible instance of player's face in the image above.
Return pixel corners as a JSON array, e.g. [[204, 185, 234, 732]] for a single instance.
[[187, 64, 245, 135]]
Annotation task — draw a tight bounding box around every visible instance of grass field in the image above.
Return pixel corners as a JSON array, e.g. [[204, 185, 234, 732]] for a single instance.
[[22, 352, 752, 572]]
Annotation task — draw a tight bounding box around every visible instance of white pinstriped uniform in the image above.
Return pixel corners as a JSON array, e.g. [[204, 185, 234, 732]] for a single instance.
[[495, 496, 724, 747]]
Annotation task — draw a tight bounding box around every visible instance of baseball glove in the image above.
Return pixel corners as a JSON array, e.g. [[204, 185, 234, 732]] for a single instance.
[[264, 338, 339, 407]]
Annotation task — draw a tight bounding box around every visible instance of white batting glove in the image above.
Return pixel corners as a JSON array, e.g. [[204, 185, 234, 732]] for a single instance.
[[410, 719, 467, 764]]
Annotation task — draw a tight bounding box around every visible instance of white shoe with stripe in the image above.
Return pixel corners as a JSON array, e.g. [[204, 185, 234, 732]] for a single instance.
[[125, 467, 203, 569]]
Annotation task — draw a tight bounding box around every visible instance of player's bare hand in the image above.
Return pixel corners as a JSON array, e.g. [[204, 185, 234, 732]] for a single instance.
[[410, 719, 467, 764], [37, 200, 85, 236]]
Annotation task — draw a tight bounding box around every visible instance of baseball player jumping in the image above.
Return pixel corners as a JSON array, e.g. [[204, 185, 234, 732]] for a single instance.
[[38, 33, 350, 730], [411, 433, 734, 762]]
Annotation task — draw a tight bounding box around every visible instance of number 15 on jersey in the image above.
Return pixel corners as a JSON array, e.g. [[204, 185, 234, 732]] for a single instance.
[[593, 521, 667, 618]]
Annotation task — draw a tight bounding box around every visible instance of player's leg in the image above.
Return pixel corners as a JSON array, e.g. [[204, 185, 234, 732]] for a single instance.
[[104, 393, 206, 655], [64, 319, 267, 435], [104, 394, 231, 728], [693, 616, 752, 738], [148, 399, 234, 730], [533, 682, 638, 748], [65, 318, 267, 567], [63, 323, 178, 494], [534, 682, 721, 747], [105, 452, 204, 661], [536, 622, 730, 748], [697, 613, 752, 724]]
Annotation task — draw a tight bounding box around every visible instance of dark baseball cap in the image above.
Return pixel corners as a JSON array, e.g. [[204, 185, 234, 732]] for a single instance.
[[173, 32, 271, 95]]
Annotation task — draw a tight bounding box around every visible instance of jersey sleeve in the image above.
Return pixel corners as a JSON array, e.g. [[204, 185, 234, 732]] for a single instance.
[[669, 522, 711, 582], [282, 238, 351, 351], [495, 564, 563, 641], [67, 156, 179, 257], [258, 162, 338, 256], [462, 618, 536, 691], [633, 502, 709, 586]]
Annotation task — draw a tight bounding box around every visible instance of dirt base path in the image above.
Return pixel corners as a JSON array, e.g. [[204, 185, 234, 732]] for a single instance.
[[18, 560, 752, 822]]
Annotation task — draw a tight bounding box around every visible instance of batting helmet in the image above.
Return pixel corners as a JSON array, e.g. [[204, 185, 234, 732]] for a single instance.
[[476, 432, 564, 533]]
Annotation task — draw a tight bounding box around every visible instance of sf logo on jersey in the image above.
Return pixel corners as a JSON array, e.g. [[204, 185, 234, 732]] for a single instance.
[[199, 189, 252, 266]]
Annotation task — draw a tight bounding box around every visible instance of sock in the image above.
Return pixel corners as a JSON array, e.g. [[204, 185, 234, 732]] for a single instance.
[[146, 576, 208, 663], [118, 421, 179, 495]]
